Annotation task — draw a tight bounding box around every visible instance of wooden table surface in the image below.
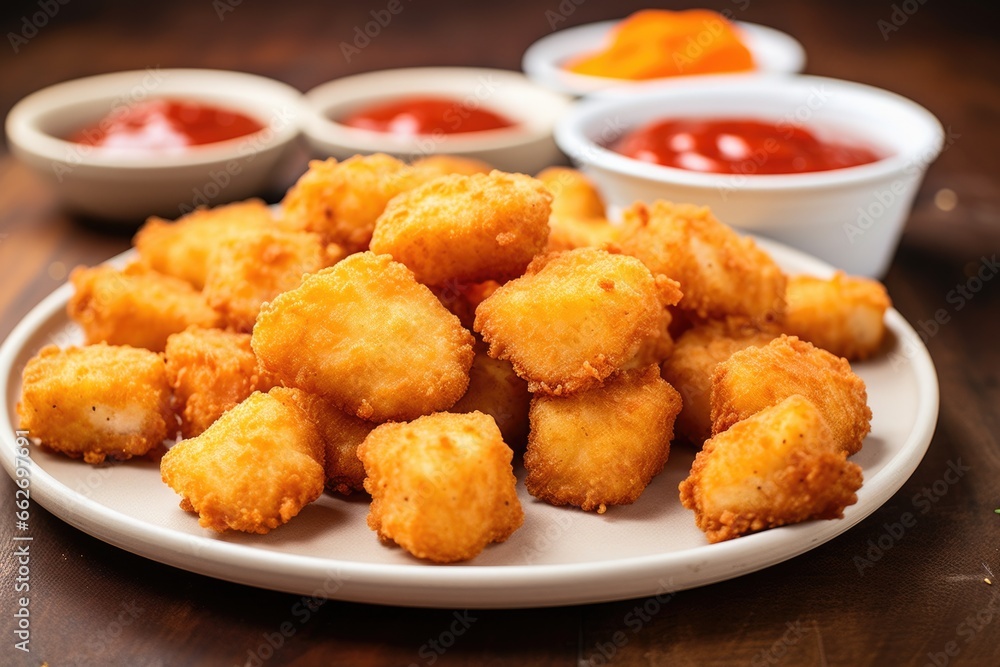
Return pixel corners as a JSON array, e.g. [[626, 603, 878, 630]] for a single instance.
[[2, 0, 999, 665]]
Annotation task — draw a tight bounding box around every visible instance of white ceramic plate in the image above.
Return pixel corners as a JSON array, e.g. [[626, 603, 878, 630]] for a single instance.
[[0, 240, 937, 608], [522, 19, 806, 96]]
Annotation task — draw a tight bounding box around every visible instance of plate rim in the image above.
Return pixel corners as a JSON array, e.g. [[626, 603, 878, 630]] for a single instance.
[[0, 239, 938, 608]]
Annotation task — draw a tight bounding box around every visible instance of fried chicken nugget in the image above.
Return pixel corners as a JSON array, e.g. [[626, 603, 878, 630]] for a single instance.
[[411, 155, 493, 179], [711, 335, 871, 455], [618, 201, 786, 324], [475, 248, 681, 395], [165, 327, 275, 438], [17, 343, 174, 464], [160, 388, 325, 534], [783, 272, 892, 360], [68, 263, 220, 352], [370, 171, 552, 286], [451, 341, 531, 449], [536, 167, 606, 222], [679, 395, 863, 543], [133, 199, 274, 289], [280, 154, 422, 253], [524, 365, 682, 513], [278, 387, 374, 495], [202, 228, 345, 332], [661, 320, 777, 445], [432, 280, 501, 330], [252, 252, 475, 422], [358, 411, 523, 563], [535, 167, 619, 253]]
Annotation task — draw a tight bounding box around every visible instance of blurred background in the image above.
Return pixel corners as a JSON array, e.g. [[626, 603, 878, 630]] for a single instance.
[[1, 2, 999, 665]]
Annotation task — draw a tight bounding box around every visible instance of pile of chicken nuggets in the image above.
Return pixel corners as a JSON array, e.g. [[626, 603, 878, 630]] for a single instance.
[[16, 153, 892, 562]]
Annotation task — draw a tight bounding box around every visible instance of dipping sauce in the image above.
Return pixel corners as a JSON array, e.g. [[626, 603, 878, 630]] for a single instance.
[[612, 118, 883, 174], [340, 96, 516, 136], [566, 9, 754, 80], [68, 99, 264, 151]]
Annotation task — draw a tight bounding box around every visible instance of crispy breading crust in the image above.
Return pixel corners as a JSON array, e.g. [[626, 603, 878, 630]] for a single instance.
[[278, 387, 374, 496], [17, 343, 174, 464], [475, 248, 680, 395], [536, 167, 618, 253], [411, 155, 493, 179], [783, 271, 892, 360], [661, 320, 778, 446], [524, 365, 682, 513], [370, 171, 552, 286], [358, 411, 523, 563], [618, 201, 786, 324], [160, 389, 325, 534], [279, 154, 422, 253], [680, 395, 863, 543], [133, 199, 274, 289], [68, 263, 219, 352], [450, 340, 532, 450], [202, 228, 344, 332], [711, 335, 871, 455], [252, 252, 474, 422], [165, 327, 270, 438]]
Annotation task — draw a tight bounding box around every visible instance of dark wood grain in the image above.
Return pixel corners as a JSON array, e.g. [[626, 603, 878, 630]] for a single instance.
[[2, 1, 999, 665]]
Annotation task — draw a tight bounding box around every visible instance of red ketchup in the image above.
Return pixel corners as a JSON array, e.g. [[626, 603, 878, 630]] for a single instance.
[[340, 96, 516, 135], [68, 99, 265, 151], [612, 118, 883, 175]]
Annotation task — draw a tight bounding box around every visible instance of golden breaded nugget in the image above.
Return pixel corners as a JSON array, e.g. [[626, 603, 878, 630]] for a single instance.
[[252, 252, 474, 422], [280, 154, 422, 253], [661, 320, 777, 445], [370, 171, 552, 286], [277, 387, 374, 495], [432, 281, 500, 331], [202, 228, 344, 332], [618, 201, 786, 324], [133, 199, 274, 289], [160, 389, 325, 534], [545, 216, 621, 253], [535, 166, 606, 222], [783, 272, 891, 360], [475, 248, 681, 395], [524, 365, 682, 513], [165, 327, 273, 438], [17, 343, 174, 463], [711, 335, 871, 455], [679, 395, 863, 543], [411, 155, 492, 179], [358, 411, 523, 563], [451, 341, 531, 449], [68, 264, 219, 352], [622, 306, 675, 370]]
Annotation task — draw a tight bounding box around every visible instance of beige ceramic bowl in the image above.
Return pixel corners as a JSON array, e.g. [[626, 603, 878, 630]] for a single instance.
[[301, 67, 572, 174], [6, 68, 305, 222]]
